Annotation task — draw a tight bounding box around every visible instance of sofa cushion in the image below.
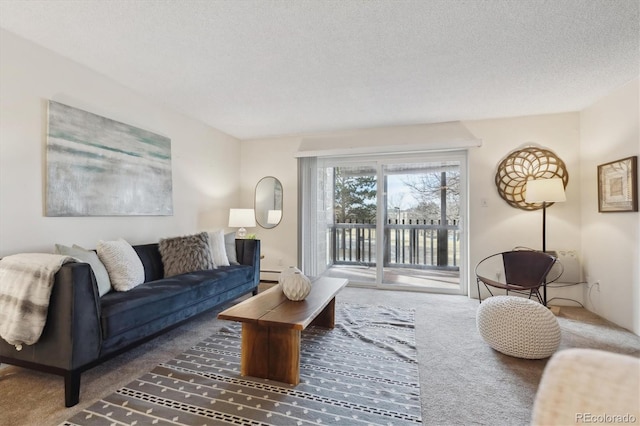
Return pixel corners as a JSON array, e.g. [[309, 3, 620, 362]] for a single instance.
[[132, 243, 164, 283], [99, 265, 253, 339], [159, 232, 214, 277], [96, 239, 145, 292]]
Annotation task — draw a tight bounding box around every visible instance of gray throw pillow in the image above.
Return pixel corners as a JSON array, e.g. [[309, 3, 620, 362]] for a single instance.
[[55, 244, 112, 297], [225, 232, 239, 265], [159, 232, 214, 277]]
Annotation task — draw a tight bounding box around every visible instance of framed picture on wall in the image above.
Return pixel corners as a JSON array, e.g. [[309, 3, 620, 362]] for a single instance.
[[46, 101, 173, 216], [597, 156, 638, 213]]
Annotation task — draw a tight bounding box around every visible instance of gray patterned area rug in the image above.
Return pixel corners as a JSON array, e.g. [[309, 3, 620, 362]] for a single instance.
[[62, 304, 421, 425]]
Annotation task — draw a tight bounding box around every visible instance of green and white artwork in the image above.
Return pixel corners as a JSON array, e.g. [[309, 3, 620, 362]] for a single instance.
[[46, 101, 173, 216]]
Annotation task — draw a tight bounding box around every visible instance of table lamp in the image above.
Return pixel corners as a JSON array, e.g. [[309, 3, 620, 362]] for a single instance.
[[228, 208, 256, 238]]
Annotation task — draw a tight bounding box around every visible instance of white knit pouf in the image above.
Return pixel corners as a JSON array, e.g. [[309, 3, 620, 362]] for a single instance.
[[476, 296, 561, 359]]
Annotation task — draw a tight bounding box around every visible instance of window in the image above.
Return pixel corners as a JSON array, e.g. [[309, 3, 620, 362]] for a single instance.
[[299, 151, 468, 294]]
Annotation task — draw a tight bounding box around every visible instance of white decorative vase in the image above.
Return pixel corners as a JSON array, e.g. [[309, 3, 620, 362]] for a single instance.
[[280, 270, 312, 301], [279, 266, 301, 285]]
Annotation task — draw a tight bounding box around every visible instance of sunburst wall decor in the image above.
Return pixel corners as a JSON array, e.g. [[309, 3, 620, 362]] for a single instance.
[[495, 146, 568, 210]]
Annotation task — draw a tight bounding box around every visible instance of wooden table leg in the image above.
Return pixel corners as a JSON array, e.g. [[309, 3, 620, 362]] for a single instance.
[[241, 323, 301, 385], [268, 327, 301, 385], [310, 297, 336, 329], [241, 323, 269, 379]]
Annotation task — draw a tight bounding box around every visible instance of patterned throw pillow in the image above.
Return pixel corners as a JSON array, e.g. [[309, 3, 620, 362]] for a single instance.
[[158, 232, 214, 277], [96, 239, 145, 292]]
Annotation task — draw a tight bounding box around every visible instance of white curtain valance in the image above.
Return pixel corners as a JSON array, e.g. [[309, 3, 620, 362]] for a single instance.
[[294, 121, 482, 158]]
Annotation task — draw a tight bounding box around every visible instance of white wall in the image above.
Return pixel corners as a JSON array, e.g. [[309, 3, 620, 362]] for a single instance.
[[241, 113, 584, 306], [580, 78, 639, 334], [239, 137, 300, 279], [0, 30, 241, 256], [465, 113, 582, 303]]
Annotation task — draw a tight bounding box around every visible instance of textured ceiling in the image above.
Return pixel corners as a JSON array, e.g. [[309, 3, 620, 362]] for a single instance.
[[0, 0, 638, 140]]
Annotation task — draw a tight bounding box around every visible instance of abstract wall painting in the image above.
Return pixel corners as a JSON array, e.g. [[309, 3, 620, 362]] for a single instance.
[[46, 101, 173, 216]]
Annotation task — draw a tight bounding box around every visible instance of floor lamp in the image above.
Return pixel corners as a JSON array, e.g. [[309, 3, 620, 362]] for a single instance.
[[525, 177, 566, 305], [525, 178, 566, 252]]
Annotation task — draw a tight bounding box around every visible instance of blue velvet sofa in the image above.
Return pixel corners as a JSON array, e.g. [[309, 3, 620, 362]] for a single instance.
[[0, 239, 260, 407]]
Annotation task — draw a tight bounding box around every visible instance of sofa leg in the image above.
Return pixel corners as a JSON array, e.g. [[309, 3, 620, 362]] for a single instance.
[[252, 287, 259, 296], [64, 370, 81, 407]]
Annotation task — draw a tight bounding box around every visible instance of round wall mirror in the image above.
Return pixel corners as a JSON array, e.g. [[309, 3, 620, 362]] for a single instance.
[[255, 176, 283, 229]]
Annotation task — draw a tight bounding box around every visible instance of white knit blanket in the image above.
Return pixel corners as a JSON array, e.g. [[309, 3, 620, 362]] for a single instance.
[[0, 253, 74, 348]]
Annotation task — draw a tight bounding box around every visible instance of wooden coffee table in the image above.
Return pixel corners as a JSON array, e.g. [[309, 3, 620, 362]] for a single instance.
[[218, 276, 348, 385]]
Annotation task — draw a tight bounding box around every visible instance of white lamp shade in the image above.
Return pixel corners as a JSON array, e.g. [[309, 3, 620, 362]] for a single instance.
[[267, 209, 282, 224], [228, 209, 256, 227], [525, 178, 566, 203]]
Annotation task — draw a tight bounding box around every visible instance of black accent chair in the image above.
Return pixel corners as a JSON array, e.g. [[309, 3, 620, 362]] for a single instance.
[[475, 250, 557, 305]]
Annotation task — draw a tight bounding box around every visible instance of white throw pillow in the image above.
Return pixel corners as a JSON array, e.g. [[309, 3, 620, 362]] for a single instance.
[[96, 239, 145, 291], [55, 244, 112, 297], [208, 230, 230, 267]]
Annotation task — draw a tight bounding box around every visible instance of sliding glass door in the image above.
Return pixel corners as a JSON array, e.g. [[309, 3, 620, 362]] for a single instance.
[[381, 160, 462, 290], [300, 152, 467, 294], [327, 163, 378, 285]]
